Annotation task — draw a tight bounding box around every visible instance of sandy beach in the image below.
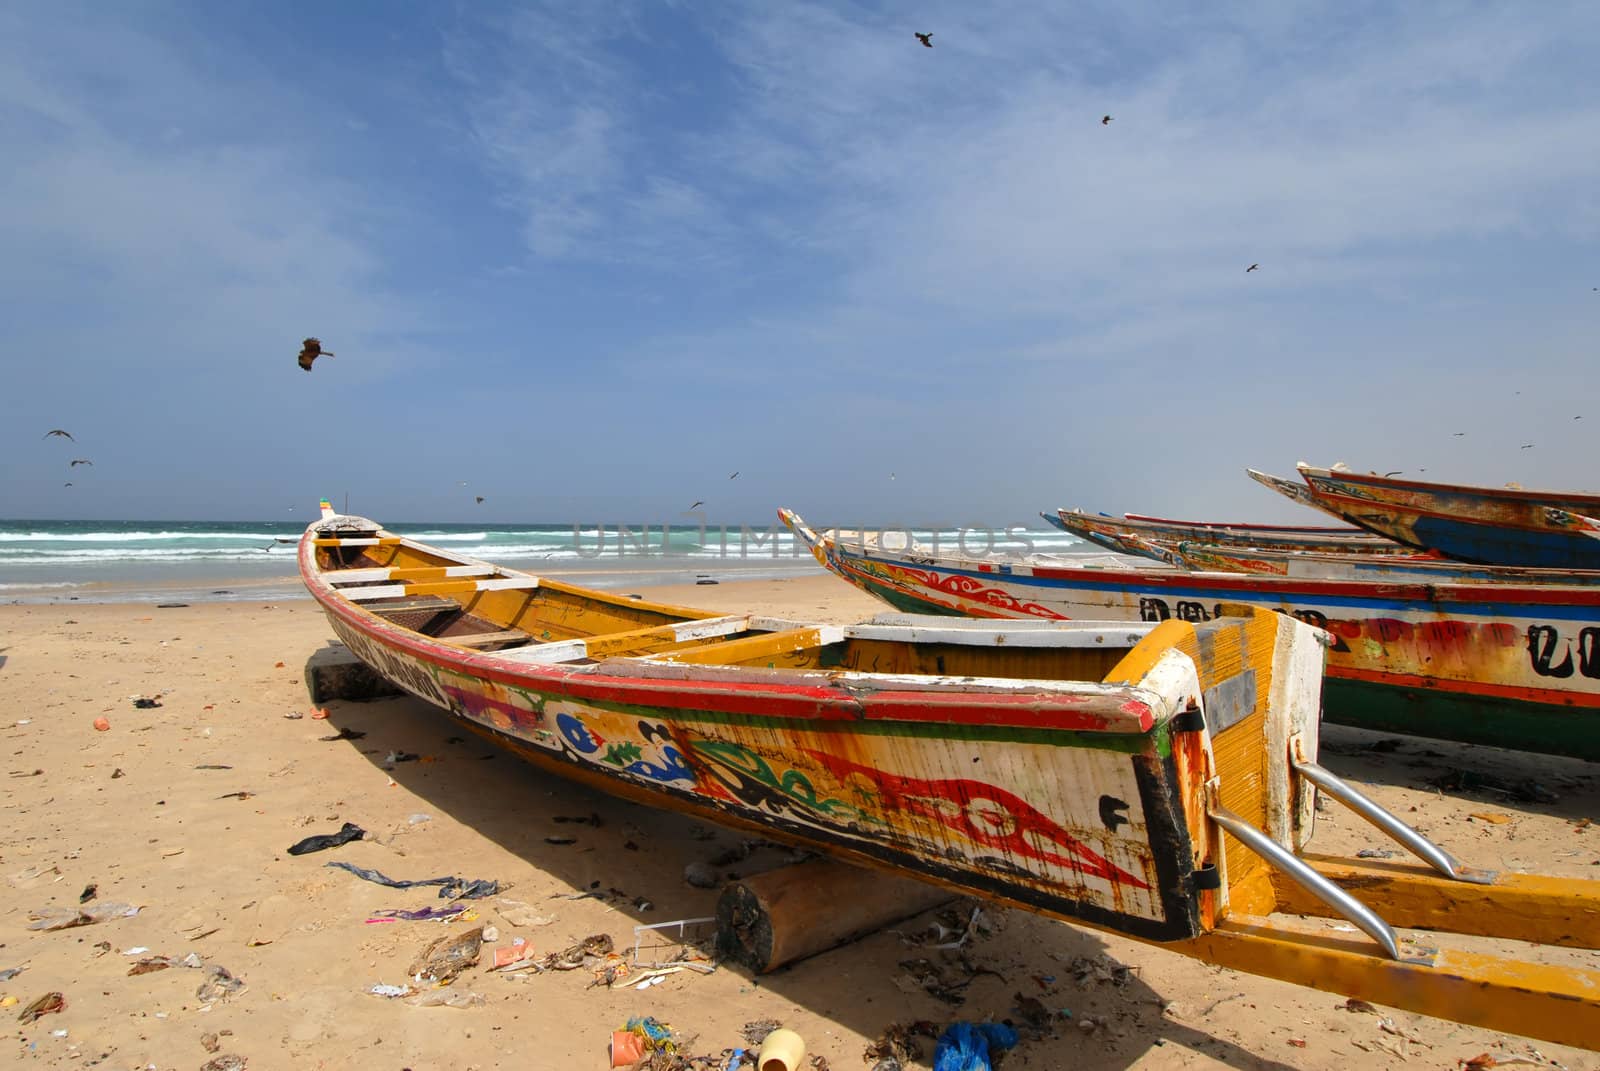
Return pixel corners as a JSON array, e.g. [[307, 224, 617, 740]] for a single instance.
[[3, 576, 1598, 1070]]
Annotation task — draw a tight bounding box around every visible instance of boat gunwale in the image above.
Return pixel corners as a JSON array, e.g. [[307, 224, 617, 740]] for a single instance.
[[788, 511, 1600, 609], [300, 523, 1169, 734], [1296, 463, 1600, 509]]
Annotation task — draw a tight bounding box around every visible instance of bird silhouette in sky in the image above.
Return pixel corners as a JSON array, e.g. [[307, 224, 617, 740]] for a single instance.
[[1522, 443, 1535, 449], [43, 429, 74, 440], [297, 338, 334, 372], [688, 500, 705, 511], [915, 32, 932, 47], [1101, 115, 1113, 125], [1452, 431, 1466, 437], [1383, 470, 1403, 477], [728, 471, 739, 480], [475, 496, 484, 504], [63, 482, 73, 487], [69, 459, 92, 467], [1246, 264, 1259, 273]]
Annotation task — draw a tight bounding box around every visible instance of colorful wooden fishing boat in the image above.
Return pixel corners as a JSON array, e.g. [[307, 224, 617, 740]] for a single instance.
[[1049, 508, 1399, 560], [300, 504, 1600, 1048], [781, 509, 1600, 761], [1264, 464, 1600, 569]]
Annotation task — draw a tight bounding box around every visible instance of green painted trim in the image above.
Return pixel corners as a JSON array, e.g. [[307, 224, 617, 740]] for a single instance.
[[1324, 679, 1600, 761]]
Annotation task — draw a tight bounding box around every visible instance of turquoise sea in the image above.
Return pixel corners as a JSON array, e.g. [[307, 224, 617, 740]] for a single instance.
[[0, 518, 1092, 604]]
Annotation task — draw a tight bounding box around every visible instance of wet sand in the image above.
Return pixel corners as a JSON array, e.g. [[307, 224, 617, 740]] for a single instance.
[[1, 578, 1597, 1069]]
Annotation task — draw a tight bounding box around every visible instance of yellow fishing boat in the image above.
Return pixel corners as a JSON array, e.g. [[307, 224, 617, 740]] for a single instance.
[[301, 502, 1600, 1050]]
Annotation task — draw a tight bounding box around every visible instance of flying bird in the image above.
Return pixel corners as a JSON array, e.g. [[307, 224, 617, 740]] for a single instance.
[[728, 471, 739, 480], [69, 459, 93, 467], [915, 32, 932, 47], [1452, 432, 1466, 437], [1521, 443, 1535, 449], [297, 337, 334, 372], [43, 429, 74, 441], [688, 500, 705, 511], [1381, 470, 1403, 477], [475, 496, 484, 504], [1101, 115, 1112, 125], [1246, 264, 1259, 273], [63, 482, 73, 487]]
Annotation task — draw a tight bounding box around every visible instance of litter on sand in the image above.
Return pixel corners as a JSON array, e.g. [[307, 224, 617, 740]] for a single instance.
[[196, 964, 246, 1002], [366, 905, 467, 924], [286, 822, 366, 856], [26, 902, 140, 931], [409, 926, 484, 985], [932, 1022, 1019, 1071], [17, 992, 66, 1024], [325, 860, 499, 899]]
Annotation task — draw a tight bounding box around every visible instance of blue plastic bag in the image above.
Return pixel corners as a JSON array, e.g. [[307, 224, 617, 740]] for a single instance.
[[932, 1021, 1020, 1071]]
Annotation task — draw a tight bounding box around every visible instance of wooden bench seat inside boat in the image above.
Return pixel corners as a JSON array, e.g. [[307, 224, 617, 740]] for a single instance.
[[648, 616, 1161, 681], [364, 595, 461, 616], [439, 629, 531, 650]]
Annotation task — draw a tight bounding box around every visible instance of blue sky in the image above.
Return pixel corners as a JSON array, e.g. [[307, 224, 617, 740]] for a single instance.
[[4, 1, 1598, 526]]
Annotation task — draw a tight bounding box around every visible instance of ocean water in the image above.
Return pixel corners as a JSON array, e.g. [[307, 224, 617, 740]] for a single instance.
[[0, 518, 1093, 604]]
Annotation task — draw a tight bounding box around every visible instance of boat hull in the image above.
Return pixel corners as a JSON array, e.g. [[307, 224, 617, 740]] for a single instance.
[[319, 606, 1208, 939], [785, 513, 1600, 760]]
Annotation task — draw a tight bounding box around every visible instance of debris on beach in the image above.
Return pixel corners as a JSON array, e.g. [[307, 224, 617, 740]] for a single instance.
[[742, 1020, 782, 1046], [196, 964, 246, 1002], [318, 727, 365, 741], [199, 1055, 247, 1071], [553, 813, 603, 827], [286, 821, 366, 855], [325, 860, 499, 899], [17, 991, 66, 1024], [683, 862, 719, 889], [495, 900, 557, 928], [409, 925, 484, 985], [1051, 951, 1136, 989], [27, 902, 140, 931], [78, 883, 97, 903], [406, 989, 484, 1008], [93, 717, 111, 731], [864, 1021, 939, 1067], [536, 933, 613, 972], [129, 952, 204, 975], [132, 696, 162, 709], [0, 967, 25, 982], [366, 905, 467, 924], [931, 1021, 1018, 1071], [1429, 768, 1558, 804], [490, 938, 536, 971], [894, 946, 1007, 1005], [1011, 991, 1056, 1033], [367, 984, 414, 999]]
